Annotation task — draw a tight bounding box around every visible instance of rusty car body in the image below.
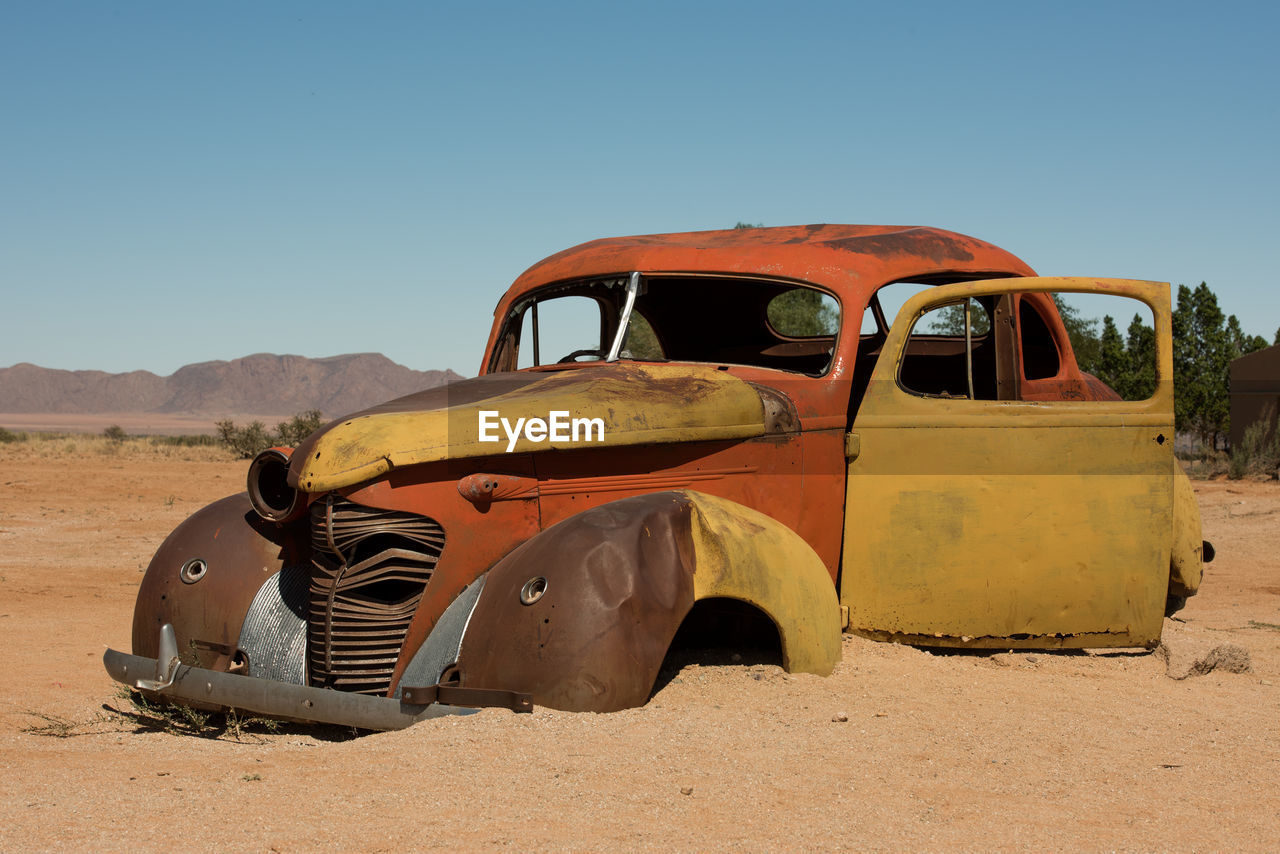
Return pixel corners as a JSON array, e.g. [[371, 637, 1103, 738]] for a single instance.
[[104, 224, 1210, 728]]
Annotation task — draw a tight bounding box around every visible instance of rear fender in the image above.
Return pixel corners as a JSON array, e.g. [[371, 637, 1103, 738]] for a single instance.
[[451, 490, 840, 712], [1169, 465, 1207, 600]]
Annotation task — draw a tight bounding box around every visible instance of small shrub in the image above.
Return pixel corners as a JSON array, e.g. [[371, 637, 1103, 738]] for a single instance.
[[215, 410, 325, 459], [1229, 404, 1280, 479], [0, 427, 28, 444], [152, 433, 219, 448], [216, 419, 272, 459], [116, 688, 294, 742], [275, 409, 324, 446], [103, 424, 127, 442], [1228, 449, 1249, 480], [22, 709, 128, 738]]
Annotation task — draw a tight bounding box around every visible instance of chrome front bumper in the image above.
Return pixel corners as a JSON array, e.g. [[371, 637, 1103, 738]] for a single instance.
[[103, 625, 475, 731]]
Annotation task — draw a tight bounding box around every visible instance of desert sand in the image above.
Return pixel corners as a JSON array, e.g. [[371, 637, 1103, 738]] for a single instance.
[[0, 440, 1276, 851]]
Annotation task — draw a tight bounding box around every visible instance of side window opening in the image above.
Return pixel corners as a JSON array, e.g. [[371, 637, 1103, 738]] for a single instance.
[[899, 298, 998, 400], [1019, 298, 1061, 380], [1048, 293, 1158, 402], [860, 282, 935, 337], [850, 281, 999, 420], [750, 288, 839, 374], [767, 289, 839, 338], [842, 284, 1162, 417], [850, 283, 936, 417]]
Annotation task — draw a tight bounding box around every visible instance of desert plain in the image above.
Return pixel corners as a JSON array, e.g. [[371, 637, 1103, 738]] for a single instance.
[[0, 438, 1277, 851]]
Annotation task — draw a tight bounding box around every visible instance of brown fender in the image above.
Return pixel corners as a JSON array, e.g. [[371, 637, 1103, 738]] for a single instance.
[[131, 494, 307, 670], [452, 490, 840, 712]]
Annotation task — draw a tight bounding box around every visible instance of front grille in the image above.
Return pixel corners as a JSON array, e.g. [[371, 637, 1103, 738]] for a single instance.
[[308, 495, 445, 695]]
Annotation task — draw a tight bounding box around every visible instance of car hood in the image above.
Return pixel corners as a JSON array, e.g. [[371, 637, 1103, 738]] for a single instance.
[[288, 363, 781, 492]]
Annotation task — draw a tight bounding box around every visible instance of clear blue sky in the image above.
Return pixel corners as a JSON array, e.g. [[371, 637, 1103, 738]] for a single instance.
[[3, 1, 1277, 377]]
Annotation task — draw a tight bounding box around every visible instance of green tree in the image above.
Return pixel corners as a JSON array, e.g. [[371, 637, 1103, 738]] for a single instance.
[[1171, 283, 1196, 435], [1196, 284, 1232, 448], [1173, 282, 1233, 449], [1125, 313, 1157, 400], [925, 300, 991, 336], [622, 312, 663, 359], [1226, 315, 1267, 357], [768, 289, 838, 336], [1052, 295, 1100, 375], [1096, 315, 1126, 396]]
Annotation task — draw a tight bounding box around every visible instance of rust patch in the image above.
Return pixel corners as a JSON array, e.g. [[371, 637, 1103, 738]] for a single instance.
[[823, 228, 977, 265], [455, 492, 698, 712]]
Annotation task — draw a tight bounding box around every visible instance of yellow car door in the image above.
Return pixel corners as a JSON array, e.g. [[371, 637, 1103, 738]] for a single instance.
[[841, 277, 1174, 648]]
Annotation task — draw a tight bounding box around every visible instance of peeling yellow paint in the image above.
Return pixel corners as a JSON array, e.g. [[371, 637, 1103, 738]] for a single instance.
[[842, 278, 1176, 648], [684, 491, 842, 675], [295, 365, 767, 492], [1170, 464, 1204, 597]]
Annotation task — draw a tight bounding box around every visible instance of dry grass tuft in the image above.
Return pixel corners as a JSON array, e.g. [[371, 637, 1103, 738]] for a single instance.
[[0, 432, 233, 463]]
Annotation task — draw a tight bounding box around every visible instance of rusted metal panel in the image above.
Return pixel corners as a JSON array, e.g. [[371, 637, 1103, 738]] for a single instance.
[[290, 364, 772, 493], [305, 496, 444, 695], [393, 430, 845, 693], [455, 491, 697, 712], [531, 432, 846, 585], [131, 494, 308, 668], [452, 490, 839, 713], [336, 460, 542, 693]]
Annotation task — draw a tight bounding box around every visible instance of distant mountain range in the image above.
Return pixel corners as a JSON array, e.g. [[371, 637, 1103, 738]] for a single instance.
[[0, 353, 463, 416]]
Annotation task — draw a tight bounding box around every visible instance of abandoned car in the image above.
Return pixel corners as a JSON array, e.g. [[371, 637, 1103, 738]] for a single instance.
[[104, 224, 1210, 728]]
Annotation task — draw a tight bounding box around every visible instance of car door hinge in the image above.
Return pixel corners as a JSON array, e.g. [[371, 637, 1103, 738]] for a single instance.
[[845, 432, 860, 461]]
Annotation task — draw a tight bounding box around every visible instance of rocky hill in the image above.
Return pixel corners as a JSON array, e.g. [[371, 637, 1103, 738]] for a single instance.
[[0, 353, 462, 416]]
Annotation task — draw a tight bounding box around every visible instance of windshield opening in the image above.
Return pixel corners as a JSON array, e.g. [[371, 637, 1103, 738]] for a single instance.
[[490, 274, 840, 376]]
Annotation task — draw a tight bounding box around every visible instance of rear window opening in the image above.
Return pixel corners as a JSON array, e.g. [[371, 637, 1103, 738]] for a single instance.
[[899, 297, 1000, 400]]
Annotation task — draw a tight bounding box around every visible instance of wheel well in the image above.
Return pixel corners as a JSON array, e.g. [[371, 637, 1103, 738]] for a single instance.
[[655, 598, 783, 687]]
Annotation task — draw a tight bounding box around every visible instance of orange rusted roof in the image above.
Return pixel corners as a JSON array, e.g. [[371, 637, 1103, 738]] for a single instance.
[[503, 224, 1037, 303]]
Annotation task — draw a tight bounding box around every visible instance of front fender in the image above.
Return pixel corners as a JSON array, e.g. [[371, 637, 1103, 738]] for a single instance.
[[451, 490, 840, 712], [131, 494, 307, 670]]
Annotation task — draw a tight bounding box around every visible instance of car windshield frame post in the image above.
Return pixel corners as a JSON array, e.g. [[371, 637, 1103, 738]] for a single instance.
[[605, 272, 641, 362], [964, 297, 975, 400], [532, 301, 541, 366]]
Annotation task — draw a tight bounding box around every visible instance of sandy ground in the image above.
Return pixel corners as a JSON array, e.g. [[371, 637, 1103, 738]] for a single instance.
[[0, 442, 1276, 852]]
